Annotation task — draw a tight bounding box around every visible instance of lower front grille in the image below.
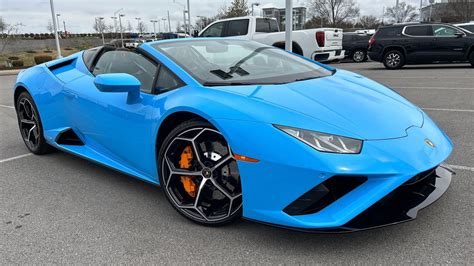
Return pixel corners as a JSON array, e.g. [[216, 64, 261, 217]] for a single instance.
[[284, 175, 367, 216]]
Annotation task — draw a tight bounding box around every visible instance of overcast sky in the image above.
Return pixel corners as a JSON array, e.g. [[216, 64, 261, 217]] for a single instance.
[[1, 0, 426, 33]]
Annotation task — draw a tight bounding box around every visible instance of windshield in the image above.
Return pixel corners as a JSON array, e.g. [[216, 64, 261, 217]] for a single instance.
[[153, 40, 333, 86]]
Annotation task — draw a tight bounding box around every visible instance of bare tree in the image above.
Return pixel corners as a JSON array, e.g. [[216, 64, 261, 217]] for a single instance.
[[136, 21, 147, 34], [126, 21, 133, 32], [0, 16, 6, 35], [359, 15, 381, 29], [47, 20, 54, 34], [307, 0, 360, 27], [449, 0, 473, 22], [385, 2, 418, 23], [0, 21, 24, 54], [92, 18, 107, 33]]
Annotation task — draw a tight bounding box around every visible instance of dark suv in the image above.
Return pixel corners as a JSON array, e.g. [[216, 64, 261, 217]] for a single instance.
[[368, 23, 474, 69], [343, 33, 371, 62]]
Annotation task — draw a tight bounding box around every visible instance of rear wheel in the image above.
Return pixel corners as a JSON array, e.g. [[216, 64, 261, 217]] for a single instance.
[[469, 52, 474, 67], [15, 92, 51, 154], [158, 120, 242, 226], [383, 50, 405, 69], [352, 50, 367, 63]]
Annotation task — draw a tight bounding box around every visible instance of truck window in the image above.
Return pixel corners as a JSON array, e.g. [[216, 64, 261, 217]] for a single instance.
[[201, 22, 224, 37], [256, 18, 279, 33], [224, 19, 249, 36]]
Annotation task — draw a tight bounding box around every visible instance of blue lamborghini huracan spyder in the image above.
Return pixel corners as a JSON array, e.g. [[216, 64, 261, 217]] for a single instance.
[[13, 39, 454, 231]]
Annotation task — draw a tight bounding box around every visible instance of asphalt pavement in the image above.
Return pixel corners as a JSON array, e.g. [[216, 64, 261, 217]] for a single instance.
[[0, 62, 473, 264]]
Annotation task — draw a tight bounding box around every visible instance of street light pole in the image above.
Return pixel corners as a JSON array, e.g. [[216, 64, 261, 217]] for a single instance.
[[150, 20, 158, 38], [119, 14, 125, 47], [173, 0, 188, 35], [285, 0, 292, 52], [251, 3, 260, 16], [98, 17, 105, 45], [49, 0, 61, 58], [135, 17, 141, 35], [167, 10, 171, 32], [395, 0, 400, 23], [162, 18, 167, 33], [56, 13, 61, 34], [186, 0, 191, 36]]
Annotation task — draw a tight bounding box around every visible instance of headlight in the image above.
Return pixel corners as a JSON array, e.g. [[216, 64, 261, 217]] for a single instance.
[[275, 125, 363, 154]]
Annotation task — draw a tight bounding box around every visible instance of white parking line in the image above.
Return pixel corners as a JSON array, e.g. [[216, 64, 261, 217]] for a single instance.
[[0, 104, 14, 109], [396, 87, 474, 90], [446, 164, 474, 172], [0, 153, 33, 163], [422, 108, 474, 113]]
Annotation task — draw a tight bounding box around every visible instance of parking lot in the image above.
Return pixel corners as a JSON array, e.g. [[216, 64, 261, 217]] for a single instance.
[[0, 62, 472, 264]]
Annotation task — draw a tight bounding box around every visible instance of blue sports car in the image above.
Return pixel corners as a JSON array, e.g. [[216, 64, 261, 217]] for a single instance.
[[14, 39, 454, 231]]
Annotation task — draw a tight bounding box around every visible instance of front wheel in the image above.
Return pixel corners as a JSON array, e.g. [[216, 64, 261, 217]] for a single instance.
[[383, 50, 405, 69], [15, 92, 51, 154], [158, 120, 242, 226]]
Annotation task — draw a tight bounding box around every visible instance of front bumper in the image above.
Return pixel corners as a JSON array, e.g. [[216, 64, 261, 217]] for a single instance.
[[268, 165, 453, 232], [213, 112, 453, 231]]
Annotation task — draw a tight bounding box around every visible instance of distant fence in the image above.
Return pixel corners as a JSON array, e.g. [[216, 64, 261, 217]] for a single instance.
[[0, 37, 108, 54]]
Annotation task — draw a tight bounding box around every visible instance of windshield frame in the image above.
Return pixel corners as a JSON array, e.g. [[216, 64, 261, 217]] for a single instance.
[[152, 39, 335, 86]]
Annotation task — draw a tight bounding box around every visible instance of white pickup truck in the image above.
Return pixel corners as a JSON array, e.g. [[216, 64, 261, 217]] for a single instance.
[[198, 16, 345, 62]]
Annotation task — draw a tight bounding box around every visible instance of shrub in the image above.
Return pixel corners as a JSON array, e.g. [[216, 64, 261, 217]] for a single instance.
[[12, 60, 24, 67], [34, 55, 53, 64], [8, 56, 20, 61], [43, 50, 53, 53]]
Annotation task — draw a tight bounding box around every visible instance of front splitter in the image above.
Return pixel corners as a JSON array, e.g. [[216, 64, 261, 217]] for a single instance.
[[245, 165, 454, 233]]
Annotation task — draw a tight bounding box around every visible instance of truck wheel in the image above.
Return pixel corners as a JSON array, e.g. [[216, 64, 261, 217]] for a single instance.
[[383, 50, 405, 70], [352, 50, 367, 63]]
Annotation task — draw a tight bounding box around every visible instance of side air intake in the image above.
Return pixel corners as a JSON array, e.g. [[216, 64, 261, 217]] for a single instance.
[[56, 129, 84, 146], [284, 175, 367, 216]]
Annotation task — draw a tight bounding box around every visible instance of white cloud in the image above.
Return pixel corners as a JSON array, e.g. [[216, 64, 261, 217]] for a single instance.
[[0, 0, 425, 33]]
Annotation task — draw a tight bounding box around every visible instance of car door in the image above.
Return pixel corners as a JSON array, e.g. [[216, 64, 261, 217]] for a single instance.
[[402, 25, 435, 63], [432, 25, 466, 62], [63, 49, 182, 178]]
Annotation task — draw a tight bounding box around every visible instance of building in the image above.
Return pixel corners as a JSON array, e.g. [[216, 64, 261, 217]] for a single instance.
[[262, 7, 306, 30], [420, 0, 473, 23]]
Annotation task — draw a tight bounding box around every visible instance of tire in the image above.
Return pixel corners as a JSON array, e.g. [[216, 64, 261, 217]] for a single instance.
[[469, 52, 474, 67], [352, 49, 367, 63], [383, 50, 405, 69], [158, 119, 242, 226], [15, 91, 51, 154]]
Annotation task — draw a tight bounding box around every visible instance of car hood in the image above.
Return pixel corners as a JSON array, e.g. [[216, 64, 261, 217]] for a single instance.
[[208, 69, 423, 140]]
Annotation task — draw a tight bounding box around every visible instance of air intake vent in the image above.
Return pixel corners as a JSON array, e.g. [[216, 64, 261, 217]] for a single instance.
[[56, 128, 84, 145], [284, 175, 367, 215]]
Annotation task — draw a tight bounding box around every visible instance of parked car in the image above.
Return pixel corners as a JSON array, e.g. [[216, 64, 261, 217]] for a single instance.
[[198, 16, 345, 63], [342, 33, 371, 62], [455, 22, 474, 33], [368, 23, 474, 69]]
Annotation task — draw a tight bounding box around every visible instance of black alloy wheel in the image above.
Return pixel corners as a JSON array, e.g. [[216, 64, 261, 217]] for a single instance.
[[16, 92, 50, 154], [352, 50, 367, 63], [383, 50, 405, 69], [158, 120, 242, 226]]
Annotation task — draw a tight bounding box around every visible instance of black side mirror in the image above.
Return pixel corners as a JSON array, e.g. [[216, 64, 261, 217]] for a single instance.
[[455, 32, 465, 38]]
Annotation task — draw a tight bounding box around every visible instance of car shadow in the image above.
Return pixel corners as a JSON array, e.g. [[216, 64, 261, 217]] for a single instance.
[[46, 149, 425, 254]]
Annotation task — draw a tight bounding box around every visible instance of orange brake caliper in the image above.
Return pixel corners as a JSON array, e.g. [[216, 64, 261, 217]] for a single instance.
[[179, 146, 197, 197]]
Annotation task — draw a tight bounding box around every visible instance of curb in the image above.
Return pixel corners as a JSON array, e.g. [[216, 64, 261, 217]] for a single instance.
[[0, 69, 22, 76]]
